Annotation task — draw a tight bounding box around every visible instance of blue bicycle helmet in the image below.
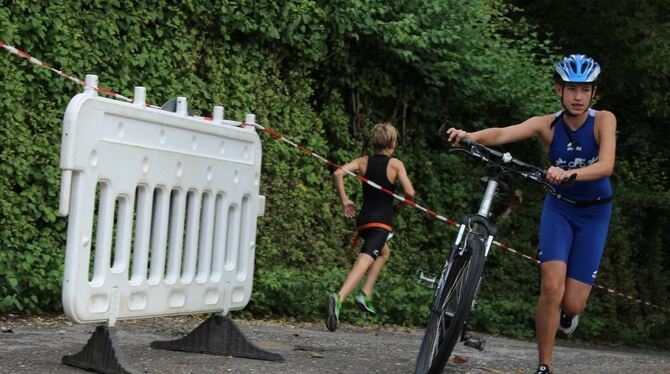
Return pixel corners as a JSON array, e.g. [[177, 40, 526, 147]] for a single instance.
[[554, 54, 600, 84]]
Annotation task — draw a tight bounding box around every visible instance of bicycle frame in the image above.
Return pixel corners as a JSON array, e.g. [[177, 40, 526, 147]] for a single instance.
[[416, 178, 499, 373], [415, 134, 574, 374], [433, 178, 498, 314]]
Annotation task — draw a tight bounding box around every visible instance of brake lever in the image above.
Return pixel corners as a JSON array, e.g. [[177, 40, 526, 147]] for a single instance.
[[449, 144, 488, 165], [449, 147, 470, 154], [561, 173, 577, 187], [533, 170, 574, 192], [542, 173, 577, 187], [449, 147, 484, 161], [529, 172, 557, 193]]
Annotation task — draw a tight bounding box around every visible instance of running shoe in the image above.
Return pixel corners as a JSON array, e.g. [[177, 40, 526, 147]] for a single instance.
[[326, 293, 341, 332], [535, 363, 552, 374], [558, 309, 580, 337], [354, 292, 376, 314]]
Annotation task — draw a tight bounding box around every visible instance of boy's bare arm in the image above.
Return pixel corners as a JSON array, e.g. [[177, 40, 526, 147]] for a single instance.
[[333, 157, 363, 218], [394, 160, 415, 198]]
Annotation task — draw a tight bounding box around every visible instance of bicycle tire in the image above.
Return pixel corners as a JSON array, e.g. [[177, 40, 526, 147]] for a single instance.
[[414, 234, 486, 374]]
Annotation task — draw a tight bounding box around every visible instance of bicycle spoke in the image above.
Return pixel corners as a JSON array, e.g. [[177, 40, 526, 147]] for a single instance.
[[443, 254, 470, 313]]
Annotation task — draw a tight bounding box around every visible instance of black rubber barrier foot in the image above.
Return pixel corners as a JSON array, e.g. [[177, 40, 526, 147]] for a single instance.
[[62, 325, 138, 374], [150, 315, 285, 362]]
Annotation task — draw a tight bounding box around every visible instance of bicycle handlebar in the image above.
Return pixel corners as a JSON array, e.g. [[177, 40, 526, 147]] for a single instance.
[[437, 122, 576, 189]]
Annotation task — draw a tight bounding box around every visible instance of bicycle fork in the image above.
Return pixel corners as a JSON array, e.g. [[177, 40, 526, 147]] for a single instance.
[[455, 216, 497, 352], [415, 220, 470, 289]]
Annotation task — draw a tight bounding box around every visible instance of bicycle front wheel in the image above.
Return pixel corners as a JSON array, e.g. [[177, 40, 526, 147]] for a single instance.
[[414, 235, 486, 374]]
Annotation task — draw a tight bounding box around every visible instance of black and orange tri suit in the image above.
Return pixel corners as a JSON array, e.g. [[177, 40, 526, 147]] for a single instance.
[[352, 154, 395, 259]]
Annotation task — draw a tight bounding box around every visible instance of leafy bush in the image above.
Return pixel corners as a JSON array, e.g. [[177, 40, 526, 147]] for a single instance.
[[1, 0, 667, 349]]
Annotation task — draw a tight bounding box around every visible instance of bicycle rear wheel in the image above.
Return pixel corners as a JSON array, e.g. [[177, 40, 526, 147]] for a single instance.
[[414, 235, 486, 374]]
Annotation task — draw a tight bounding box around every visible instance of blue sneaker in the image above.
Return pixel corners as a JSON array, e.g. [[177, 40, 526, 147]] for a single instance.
[[326, 293, 341, 332]]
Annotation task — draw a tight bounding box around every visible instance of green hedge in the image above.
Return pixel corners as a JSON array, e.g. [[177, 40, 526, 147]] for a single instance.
[[1, 1, 667, 350]]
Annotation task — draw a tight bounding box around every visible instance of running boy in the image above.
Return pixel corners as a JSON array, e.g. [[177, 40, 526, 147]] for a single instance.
[[326, 122, 415, 332]]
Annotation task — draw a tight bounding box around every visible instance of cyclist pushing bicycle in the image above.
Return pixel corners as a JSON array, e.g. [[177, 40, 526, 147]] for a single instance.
[[446, 54, 616, 374]]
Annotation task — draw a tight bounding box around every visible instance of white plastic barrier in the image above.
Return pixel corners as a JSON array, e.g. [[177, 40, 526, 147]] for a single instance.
[[59, 75, 265, 324]]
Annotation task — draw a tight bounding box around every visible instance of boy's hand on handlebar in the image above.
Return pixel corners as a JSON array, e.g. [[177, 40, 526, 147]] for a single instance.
[[546, 166, 575, 185], [342, 199, 356, 218], [446, 128, 469, 146]]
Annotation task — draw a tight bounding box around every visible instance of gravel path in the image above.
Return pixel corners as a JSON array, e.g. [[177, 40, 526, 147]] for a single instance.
[[0, 314, 668, 373]]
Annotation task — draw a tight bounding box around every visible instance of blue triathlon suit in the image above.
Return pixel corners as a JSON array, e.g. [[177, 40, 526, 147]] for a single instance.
[[539, 108, 613, 285]]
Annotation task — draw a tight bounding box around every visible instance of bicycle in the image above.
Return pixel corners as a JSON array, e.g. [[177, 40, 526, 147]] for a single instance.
[[414, 125, 575, 374]]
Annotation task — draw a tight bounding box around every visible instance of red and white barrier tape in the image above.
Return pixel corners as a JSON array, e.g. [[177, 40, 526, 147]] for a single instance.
[[1, 40, 135, 102], [3, 40, 667, 314], [493, 240, 669, 313], [243, 122, 459, 226]]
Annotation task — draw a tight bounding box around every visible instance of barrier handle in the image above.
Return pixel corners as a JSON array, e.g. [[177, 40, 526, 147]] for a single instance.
[[58, 170, 72, 217]]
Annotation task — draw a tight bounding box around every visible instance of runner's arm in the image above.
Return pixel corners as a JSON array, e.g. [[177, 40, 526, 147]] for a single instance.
[[333, 158, 363, 218], [394, 159, 415, 199]]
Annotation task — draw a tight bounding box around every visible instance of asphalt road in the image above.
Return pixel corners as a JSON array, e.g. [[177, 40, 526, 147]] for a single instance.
[[0, 314, 668, 373]]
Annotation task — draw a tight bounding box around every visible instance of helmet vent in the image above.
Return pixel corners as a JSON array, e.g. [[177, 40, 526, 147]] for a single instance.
[[555, 54, 600, 83]]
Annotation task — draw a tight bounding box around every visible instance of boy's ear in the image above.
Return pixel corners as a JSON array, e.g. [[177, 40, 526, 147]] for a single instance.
[[554, 83, 563, 95]]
